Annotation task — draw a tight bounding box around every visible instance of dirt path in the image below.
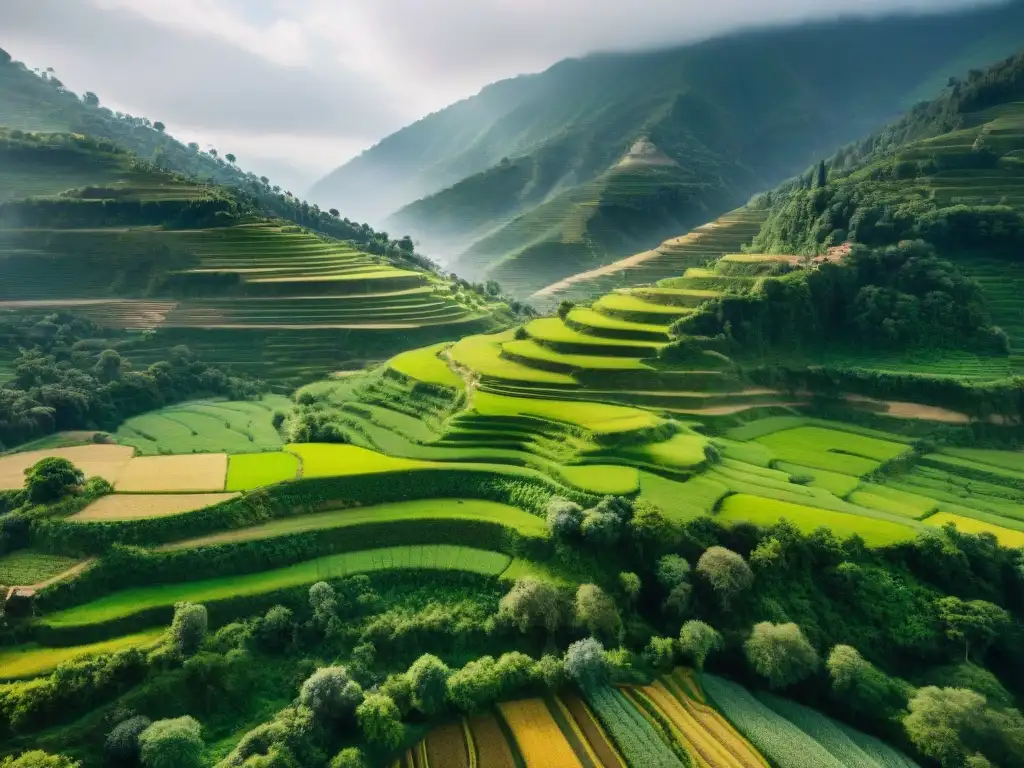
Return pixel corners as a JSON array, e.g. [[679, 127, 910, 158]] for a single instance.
[[843, 394, 1007, 424], [26, 558, 95, 591], [530, 222, 720, 298], [441, 347, 478, 411]]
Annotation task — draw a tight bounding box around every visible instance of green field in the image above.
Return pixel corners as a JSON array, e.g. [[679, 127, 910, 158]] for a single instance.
[[450, 332, 577, 384], [225, 451, 300, 490], [558, 464, 640, 495], [924, 512, 1024, 548], [386, 342, 463, 390], [284, 443, 430, 478], [755, 427, 909, 476], [716, 494, 917, 546], [473, 392, 660, 434], [115, 396, 291, 455], [160, 499, 546, 550], [43, 546, 513, 628], [0, 630, 166, 681], [0, 551, 81, 586]]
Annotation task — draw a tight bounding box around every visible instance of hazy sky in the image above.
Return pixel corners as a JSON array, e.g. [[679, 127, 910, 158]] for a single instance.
[[2, 0, 1001, 193]]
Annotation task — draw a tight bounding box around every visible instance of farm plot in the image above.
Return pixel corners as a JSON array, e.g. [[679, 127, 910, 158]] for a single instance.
[[585, 685, 686, 768], [756, 691, 920, 768], [424, 720, 471, 768], [72, 492, 238, 521], [159, 499, 546, 550], [717, 495, 917, 546], [639, 472, 730, 520], [939, 446, 1024, 472], [848, 483, 937, 520], [0, 551, 81, 586], [923, 512, 1024, 548], [0, 444, 135, 490], [775, 463, 860, 497], [42, 545, 513, 629], [613, 432, 707, 470], [114, 397, 288, 455], [754, 427, 908, 476], [701, 675, 846, 768], [559, 465, 640, 495], [226, 452, 300, 490], [284, 444, 430, 478], [473, 392, 660, 434], [114, 453, 228, 492], [468, 713, 518, 768], [559, 693, 627, 768], [451, 331, 577, 385], [387, 342, 462, 390], [0, 629, 166, 681], [497, 698, 584, 768]]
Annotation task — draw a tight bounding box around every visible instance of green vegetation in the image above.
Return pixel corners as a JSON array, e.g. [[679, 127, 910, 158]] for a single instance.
[[0, 630, 165, 681], [386, 343, 462, 391], [116, 397, 290, 455], [42, 546, 512, 628], [225, 452, 300, 491], [0, 551, 79, 586], [284, 444, 430, 478]]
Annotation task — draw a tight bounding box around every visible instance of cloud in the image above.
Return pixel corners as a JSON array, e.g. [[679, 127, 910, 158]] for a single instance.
[[1, 0, 1003, 193]]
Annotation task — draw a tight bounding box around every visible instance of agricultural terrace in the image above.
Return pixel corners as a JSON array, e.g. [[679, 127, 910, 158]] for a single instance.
[[42, 546, 512, 629], [72, 493, 238, 521], [0, 629, 165, 681], [398, 669, 920, 768], [0, 551, 81, 587], [0, 445, 134, 489], [114, 396, 291, 455], [114, 453, 229, 492]]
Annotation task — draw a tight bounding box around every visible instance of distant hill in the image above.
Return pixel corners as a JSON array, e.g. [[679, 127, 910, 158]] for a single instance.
[[0, 55, 519, 385], [311, 1, 1024, 298]]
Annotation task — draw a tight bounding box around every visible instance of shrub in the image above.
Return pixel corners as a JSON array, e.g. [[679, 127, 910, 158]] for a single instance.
[[745, 622, 819, 688], [169, 602, 207, 657], [643, 636, 677, 671], [329, 749, 366, 768], [546, 497, 584, 539], [105, 715, 151, 766], [679, 621, 722, 672], [498, 578, 568, 635], [138, 716, 204, 768], [356, 694, 403, 750], [574, 584, 621, 641], [696, 547, 753, 609], [406, 654, 451, 716], [0, 752, 80, 768], [565, 638, 607, 688], [24, 457, 83, 504], [299, 667, 363, 724]]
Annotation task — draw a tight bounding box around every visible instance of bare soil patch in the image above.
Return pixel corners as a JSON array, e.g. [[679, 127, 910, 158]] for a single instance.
[[73, 492, 238, 521]]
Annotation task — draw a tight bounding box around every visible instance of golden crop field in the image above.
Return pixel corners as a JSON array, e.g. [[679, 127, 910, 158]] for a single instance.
[[0, 445, 135, 489], [114, 453, 229, 492], [425, 720, 470, 768], [498, 699, 583, 768], [468, 713, 517, 768], [72, 492, 238, 521]]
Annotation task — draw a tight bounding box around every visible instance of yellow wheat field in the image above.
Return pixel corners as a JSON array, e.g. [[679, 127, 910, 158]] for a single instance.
[[425, 720, 470, 768], [0, 445, 135, 490], [498, 699, 583, 768], [469, 713, 516, 768], [114, 453, 229, 492], [72, 492, 238, 521]]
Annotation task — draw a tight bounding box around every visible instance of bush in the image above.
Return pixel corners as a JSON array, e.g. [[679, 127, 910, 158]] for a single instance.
[[565, 638, 607, 688], [744, 622, 819, 688], [356, 694, 403, 750], [0, 752, 80, 768], [299, 667, 363, 724], [329, 749, 366, 768], [105, 715, 152, 767], [678, 621, 722, 672], [138, 716, 204, 768], [696, 547, 753, 610], [406, 654, 451, 716], [24, 458, 83, 504], [169, 602, 207, 657]]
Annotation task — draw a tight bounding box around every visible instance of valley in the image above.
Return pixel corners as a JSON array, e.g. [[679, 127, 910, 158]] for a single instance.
[[1, 13, 1024, 768]]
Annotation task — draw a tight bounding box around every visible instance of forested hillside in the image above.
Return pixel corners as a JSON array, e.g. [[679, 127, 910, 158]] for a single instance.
[[312, 1, 1024, 298], [0, 54, 524, 387]]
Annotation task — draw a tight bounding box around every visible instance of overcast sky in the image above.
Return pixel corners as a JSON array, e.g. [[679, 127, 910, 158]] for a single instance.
[[2, 0, 1001, 194]]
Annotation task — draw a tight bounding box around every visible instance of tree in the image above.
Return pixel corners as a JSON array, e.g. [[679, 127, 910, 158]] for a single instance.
[[643, 636, 677, 670], [581, 509, 621, 545], [309, 582, 337, 622], [187, 142, 199, 151], [546, 498, 584, 539], [935, 597, 1010, 663], [618, 572, 641, 606], [657, 554, 692, 616], [0, 752, 79, 768], [299, 667, 363, 723], [696, 547, 753, 609], [557, 301, 575, 319], [574, 584, 621, 640], [106, 715, 151, 767], [407, 654, 451, 715], [904, 687, 988, 767], [816, 160, 827, 188], [169, 602, 207, 657], [826, 645, 908, 720], [446, 656, 502, 713], [94, 349, 123, 383], [745, 623, 819, 688], [226, 153, 237, 164], [356, 694, 403, 750], [82, 91, 100, 107], [257, 605, 294, 651], [329, 208, 340, 218], [153, 122, 165, 133], [628, 502, 679, 558], [0, 48, 11, 65], [498, 578, 568, 635], [564, 638, 607, 688], [208, 148, 218, 158], [138, 717, 204, 768], [23, 457, 83, 504], [330, 748, 366, 768], [679, 620, 723, 671]]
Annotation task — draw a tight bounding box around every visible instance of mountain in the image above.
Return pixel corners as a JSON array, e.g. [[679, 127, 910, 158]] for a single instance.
[[0, 55, 518, 387], [311, 1, 1024, 298]]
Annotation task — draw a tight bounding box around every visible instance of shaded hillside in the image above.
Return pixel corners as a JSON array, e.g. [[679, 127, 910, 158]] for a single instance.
[[312, 1, 1024, 299], [0, 130, 515, 386]]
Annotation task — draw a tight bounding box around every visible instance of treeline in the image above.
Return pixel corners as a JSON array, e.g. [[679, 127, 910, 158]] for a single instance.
[[670, 240, 1004, 354], [0, 312, 262, 450]]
